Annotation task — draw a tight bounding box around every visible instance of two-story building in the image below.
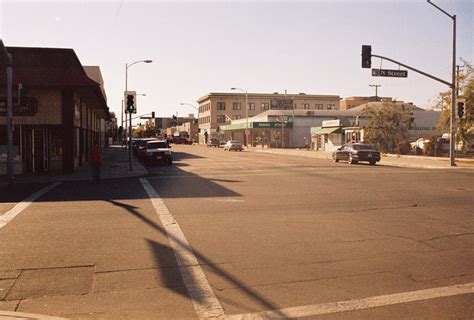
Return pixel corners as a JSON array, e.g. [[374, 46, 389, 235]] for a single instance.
[[196, 92, 341, 144]]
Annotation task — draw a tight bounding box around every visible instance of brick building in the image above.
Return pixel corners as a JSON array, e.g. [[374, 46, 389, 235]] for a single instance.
[[197, 92, 340, 144]]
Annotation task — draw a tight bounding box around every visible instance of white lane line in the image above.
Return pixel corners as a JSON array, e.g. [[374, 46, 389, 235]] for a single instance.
[[226, 282, 474, 320], [0, 182, 61, 229], [139, 178, 225, 319]]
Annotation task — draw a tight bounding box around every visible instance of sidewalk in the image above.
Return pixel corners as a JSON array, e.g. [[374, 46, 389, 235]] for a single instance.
[[0, 145, 148, 184], [250, 147, 474, 169]]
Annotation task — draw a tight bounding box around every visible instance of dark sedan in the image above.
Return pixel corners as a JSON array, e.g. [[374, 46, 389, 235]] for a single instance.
[[333, 143, 381, 165]]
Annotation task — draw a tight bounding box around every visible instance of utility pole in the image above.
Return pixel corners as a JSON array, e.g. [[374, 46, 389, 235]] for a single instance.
[[369, 84, 381, 101], [1, 40, 13, 184]]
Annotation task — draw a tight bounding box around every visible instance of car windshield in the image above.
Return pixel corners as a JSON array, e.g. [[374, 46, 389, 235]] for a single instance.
[[352, 144, 375, 150], [147, 142, 168, 149]]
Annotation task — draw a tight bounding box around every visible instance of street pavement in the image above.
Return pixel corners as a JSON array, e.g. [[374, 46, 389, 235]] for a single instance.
[[0, 145, 472, 319]]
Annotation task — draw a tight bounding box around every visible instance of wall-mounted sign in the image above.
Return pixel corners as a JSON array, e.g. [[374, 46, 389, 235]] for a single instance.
[[322, 119, 341, 127], [270, 99, 293, 110], [0, 97, 38, 116], [372, 69, 408, 78]]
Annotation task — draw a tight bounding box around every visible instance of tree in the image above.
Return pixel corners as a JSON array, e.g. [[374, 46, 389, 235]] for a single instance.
[[362, 103, 414, 153], [435, 59, 473, 154]]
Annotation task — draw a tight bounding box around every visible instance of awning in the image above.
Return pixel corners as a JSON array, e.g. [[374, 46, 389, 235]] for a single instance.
[[311, 126, 341, 135]]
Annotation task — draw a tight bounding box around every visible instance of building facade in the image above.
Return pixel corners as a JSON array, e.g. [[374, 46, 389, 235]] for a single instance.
[[0, 46, 109, 174], [219, 102, 441, 150], [196, 92, 341, 144]]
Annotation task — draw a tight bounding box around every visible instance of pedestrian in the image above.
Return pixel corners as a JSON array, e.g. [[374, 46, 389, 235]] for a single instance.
[[90, 142, 102, 184]]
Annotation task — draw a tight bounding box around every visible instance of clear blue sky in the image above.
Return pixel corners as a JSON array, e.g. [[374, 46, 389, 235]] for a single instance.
[[1, 1, 473, 123]]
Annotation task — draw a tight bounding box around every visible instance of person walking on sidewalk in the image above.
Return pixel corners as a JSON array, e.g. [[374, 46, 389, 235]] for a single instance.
[[90, 142, 102, 184]]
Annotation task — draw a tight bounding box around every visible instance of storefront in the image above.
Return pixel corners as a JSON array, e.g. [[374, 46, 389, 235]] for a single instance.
[[0, 46, 109, 174], [219, 121, 293, 148], [311, 120, 343, 152]]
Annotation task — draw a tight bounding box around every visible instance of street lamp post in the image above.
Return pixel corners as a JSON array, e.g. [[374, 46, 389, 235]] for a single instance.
[[427, 0, 456, 166], [231, 88, 249, 147], [125, 59, 152, 170]]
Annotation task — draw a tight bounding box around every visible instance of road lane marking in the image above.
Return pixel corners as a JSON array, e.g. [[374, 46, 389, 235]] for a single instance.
[[140, 178, 225, 319], [226, 282, 474, 319], [0, 182, 61, 229]]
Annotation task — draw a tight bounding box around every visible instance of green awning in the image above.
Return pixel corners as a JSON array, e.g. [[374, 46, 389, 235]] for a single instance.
[[311, 126, 341, 135]]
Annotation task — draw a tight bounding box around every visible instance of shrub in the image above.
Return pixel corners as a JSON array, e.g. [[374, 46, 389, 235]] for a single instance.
[[396, 140, 412, 155]]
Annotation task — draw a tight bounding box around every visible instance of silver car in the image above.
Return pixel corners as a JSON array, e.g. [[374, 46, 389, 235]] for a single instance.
[[224, 140, 243, 151]]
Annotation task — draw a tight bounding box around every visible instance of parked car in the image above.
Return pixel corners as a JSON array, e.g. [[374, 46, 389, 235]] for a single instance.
[[172, 136, 192, 145], [332, 143, 380, 165], [207, 138, 220, 148], [134, 138, 157, 157], [224, 140, 243, 151], [219, 141, 226, 148], [141, 140, 172, 165]]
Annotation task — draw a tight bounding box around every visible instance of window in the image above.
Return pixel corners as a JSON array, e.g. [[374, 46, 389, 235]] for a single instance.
[[261, 102, 269, 110], [233, 115, 242, 120], [303, 103, 310, 110], [315, 104, 324, 110], [248, 102, 255, 110], [233, 102, 241, 110], [327, 104, 336, 110], [217, 102, 226, 110], [217, 115, 226, 123]]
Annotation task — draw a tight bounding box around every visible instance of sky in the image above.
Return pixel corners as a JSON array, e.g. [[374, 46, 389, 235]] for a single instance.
[[1, 0, 473, 125]]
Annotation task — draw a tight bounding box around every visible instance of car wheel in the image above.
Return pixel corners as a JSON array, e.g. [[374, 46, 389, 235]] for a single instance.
[[333, 155, 339, 163], [369, 160, 376, 165], [348, 154, 354, 164]]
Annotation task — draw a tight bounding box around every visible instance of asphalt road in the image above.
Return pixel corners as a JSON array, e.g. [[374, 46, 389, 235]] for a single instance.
[[0, 145, 473, 319]]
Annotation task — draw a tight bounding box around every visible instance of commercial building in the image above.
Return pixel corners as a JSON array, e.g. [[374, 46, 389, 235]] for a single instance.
[[0, 46, 110, 174], [219, 101, 441, 151], [339, 96, 393, 110], [197, 92, 341, 144]]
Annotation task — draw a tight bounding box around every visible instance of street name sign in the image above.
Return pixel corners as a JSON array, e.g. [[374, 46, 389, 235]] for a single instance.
[[372, 69, 408, 78]]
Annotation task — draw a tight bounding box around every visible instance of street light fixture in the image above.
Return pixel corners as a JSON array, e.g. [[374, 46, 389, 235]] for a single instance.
[[231, 87, 249, 147], [427, 0, 457, 166], [125, 59, 153, 170]]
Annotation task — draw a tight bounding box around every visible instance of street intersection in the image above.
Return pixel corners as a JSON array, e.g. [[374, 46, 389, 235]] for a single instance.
[[0, 145, 473, 319]]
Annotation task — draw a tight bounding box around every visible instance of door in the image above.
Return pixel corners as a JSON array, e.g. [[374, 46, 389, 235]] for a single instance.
[[33, 128, 45, 172]]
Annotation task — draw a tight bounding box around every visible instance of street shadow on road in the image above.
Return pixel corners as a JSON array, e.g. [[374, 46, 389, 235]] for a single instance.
[[106, 199, 288, 317], [170, 151, 206, 162], [6, 166, 241, 203]]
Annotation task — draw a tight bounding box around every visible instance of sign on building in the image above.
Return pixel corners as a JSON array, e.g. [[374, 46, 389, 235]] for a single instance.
[[270, 99, 294, 110]]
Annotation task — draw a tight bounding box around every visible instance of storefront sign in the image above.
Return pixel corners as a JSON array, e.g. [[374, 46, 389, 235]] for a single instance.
[[270, 99, 294, 110], [322, 119, 340, 127], [0, 97, 38, 116]]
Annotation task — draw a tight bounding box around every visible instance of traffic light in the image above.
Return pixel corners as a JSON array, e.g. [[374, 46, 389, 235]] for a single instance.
[[362, 45, 372, 68], [457, 101, 465, 119], [126, 94, 135, 113]]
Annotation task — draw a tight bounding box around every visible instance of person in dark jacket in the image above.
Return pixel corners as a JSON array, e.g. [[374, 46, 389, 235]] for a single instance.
[[90, 143, 102, 183]]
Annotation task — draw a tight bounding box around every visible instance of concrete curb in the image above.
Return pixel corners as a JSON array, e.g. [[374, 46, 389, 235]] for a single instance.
[[249, 148, 471, 170], [0, 310, 68, 319]]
